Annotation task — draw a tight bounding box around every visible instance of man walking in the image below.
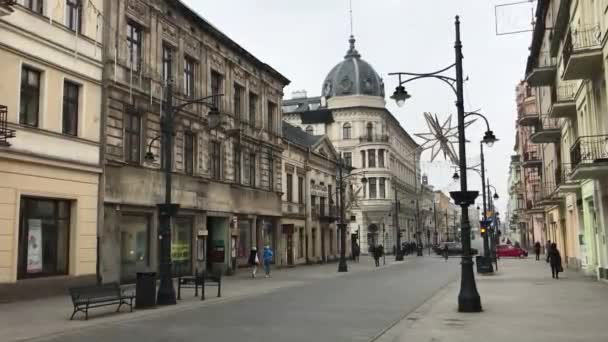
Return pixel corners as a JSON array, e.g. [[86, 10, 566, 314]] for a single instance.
[[263, 245, 273, 278], [545, 240, 551, 261], [534, 241, 541, 261]]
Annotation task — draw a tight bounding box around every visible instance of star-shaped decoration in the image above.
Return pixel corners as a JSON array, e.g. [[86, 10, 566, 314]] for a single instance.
[[415, 112, 476, 165]]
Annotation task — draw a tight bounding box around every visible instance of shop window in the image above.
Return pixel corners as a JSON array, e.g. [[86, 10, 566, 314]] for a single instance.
[[120, 214, 150, 281], [18, 197, 70, 279], [172, 217, 193, 277]]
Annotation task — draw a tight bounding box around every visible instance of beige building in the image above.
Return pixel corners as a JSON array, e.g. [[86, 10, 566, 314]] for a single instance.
[[280, 122, 340, 266], [283, 36, 421, 254], [100, 0, 289, 282], [524, 0, 608, 279], [0, 0, 104, 298]]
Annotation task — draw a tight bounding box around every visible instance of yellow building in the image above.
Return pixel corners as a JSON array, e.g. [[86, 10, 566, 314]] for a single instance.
[[0, 1, 103, 298]]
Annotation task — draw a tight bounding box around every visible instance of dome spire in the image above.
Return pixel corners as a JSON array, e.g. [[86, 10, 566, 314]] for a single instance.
[[345, 35, 361, 58]]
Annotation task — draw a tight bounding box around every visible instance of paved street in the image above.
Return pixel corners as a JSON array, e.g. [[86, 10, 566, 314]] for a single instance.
[[33, 257, 458, 342]]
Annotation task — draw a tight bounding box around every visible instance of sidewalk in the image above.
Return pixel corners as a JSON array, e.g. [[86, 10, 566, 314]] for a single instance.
[[376, 258, 608, 342], [0, 256, 404, 342]]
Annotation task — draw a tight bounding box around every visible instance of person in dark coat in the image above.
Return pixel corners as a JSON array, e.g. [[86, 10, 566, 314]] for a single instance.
[[353, 243, 360, 262], [547, 243, 562, 279], [534, 241, 541, 261], [248, 247, 259, 278], [372, 245, 383, 267]]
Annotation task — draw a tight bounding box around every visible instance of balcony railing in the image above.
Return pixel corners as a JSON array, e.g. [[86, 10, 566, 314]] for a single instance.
[[563, 25, 603, 80], [540, 179, 559, 202], [550, 81, 578, 119], [282, 201, 305, 216], [570, 135, 608, 170], [526, 51, 557, 86], [0, 105, 16, 146], [359, 134, 389, 143], [531, 115, 561, 144], [522, 152, 541, 167]]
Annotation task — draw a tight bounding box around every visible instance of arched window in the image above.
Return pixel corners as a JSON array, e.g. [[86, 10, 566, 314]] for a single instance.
[[366, 122, 373, 140], [342, 122, 352, 139], [305, 126, 314, 134]]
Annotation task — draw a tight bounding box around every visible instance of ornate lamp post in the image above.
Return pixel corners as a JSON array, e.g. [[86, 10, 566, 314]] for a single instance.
[[144, 80, 223, 305], [389, 16, 483, 312]]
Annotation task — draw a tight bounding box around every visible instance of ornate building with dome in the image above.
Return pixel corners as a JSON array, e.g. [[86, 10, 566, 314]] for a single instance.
[[283, 36, 422, 254]]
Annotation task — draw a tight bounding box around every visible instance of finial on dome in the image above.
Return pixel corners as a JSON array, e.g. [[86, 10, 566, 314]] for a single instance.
[[345, 35, 361, 58]]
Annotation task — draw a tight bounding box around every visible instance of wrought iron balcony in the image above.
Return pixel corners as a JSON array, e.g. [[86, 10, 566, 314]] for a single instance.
[[518, 112, 539, 127], [570, 135, 608, 179], [563, 25, 603, 80], [539, 179, 562, 205], [522, 152, 542, 168], [282, 201, 305, 217], [359, 134, 389, 143], [530, 115, 561, 144], [549, 82, 578, 119], [0, 105, 16, 147], [526, 51, 557, 86], [555, 163, 581, 194]]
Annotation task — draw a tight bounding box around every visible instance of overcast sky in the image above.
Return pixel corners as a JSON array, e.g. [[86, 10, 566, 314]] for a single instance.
[[184, 0, 535, 216]]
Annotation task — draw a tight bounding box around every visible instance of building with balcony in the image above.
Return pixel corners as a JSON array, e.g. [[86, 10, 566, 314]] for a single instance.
[[280, 122, 340, 266], [283, 36, 421, 254], [521, 0, 608, 277], [0, 0, 104, 300], [100, 0, 290, 282]]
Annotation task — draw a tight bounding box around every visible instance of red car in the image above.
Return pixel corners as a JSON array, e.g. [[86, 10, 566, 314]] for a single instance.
[[496, 244, 528, 258]]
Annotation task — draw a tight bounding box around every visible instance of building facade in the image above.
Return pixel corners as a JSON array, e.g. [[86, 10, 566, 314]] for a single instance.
[[283, 36, 421, 254], [0, 0, 103, 298], [524, 0, 608, 279], [280, 122, 340, 266], [100, 0, 289, 282]]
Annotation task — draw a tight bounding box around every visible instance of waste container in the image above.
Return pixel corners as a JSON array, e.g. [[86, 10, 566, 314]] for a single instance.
[[476, 255, 493, 274], [136, 272, 157, 309]]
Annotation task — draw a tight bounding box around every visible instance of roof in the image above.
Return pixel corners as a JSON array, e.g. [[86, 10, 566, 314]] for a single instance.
[[300, 109, 334, 124], [171, 0, 290, 86], [282, 96, 323, 113], [282, 121, 324, 148]]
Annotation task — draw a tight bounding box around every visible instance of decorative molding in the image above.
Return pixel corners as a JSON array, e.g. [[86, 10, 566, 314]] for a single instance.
[[161, 20, 178, 46], [210, 53, 225, 70], [126, 0, 148, 21], [184, 36, 199, 58]]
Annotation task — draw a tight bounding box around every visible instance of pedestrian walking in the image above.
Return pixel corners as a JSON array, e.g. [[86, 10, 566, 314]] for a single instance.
[[545, 240, 551, 259], [534, 241, 541, 261], [372, 245, 383, 267], [442, 243, 449, 261], [353, 242, 360, 263], [248, 247, 259, 278], [547, 243, 563, 279], [263, 245, 273, 278]]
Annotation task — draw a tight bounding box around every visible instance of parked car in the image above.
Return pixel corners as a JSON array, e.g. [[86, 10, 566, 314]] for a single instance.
[[434, 242, 478, 256], [496, 244, 528, 258]]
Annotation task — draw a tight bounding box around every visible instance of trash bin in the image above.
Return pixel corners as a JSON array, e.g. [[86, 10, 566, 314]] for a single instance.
[[136, 272, 157, 309], [476, 256, 493, 274]]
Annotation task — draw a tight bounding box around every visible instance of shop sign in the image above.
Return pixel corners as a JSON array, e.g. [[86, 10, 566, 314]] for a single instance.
[[311, 183, 328, 197]]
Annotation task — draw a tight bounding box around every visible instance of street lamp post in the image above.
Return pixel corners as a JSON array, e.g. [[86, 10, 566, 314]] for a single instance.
[[145, 80, 223, 306], [337, 159, 367, 272], [389, 16, 482, 312]]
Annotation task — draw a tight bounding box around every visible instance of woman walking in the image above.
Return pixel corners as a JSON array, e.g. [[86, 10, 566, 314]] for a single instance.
[[534, 241, 541, 261], [248, 247, 259, 278], [547, 243, 563, 279]]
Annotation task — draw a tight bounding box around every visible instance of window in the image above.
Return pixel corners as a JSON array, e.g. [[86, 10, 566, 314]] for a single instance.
[[249, 153, 256, 187], [368, 149, 376, 168], [162, 44, 173, 83], [172, 217, 193, 277], [286, 174, 293, 202], [249, 92, 257, 125], [20, 67, 40, 127], [328, 185, 333, 205], [369, 177, 377, 199], [127, 21, 142, 72], [378, 149, 385, 168], [120, 214, 150, 281], [312, 228, 317, 257], [320, 197, 326, 217], [342, 122, 352, 139], [234, 84, 245, 118], [299, 228, 304, 258], [18, 197, 70, 279], [62, 81, 79, 136], [184, 131, 194, 175], [343, 152, 352, 167], [233, 146, 241, 184], [379, 178, 386, 199], [210, 141, 222, 180], [66, 0, 82, 32], [211, 71, 223, 110], [360, 150, 366, 168], [267, 101, 276, 133], [23, 0, 43, 13], [124, 110, 141, 164], [366, 122, 373, 140], [298, 176, 304, 204], [305, 126, 314, 134], [184, 57, 195, 98], [268, 153, 274, 190]]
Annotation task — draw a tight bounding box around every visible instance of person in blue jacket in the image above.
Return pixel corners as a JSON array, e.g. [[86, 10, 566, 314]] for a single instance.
[[263, 246, 274, 278]]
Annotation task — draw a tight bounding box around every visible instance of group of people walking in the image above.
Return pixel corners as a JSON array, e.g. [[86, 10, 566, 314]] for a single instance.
[[534, 240, 563, 279], [248, 246, 274, 279]]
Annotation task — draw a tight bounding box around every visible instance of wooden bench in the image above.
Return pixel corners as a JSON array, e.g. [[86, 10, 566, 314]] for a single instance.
[[177, 270, 221, 301], [68, 283, 134, 320]]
